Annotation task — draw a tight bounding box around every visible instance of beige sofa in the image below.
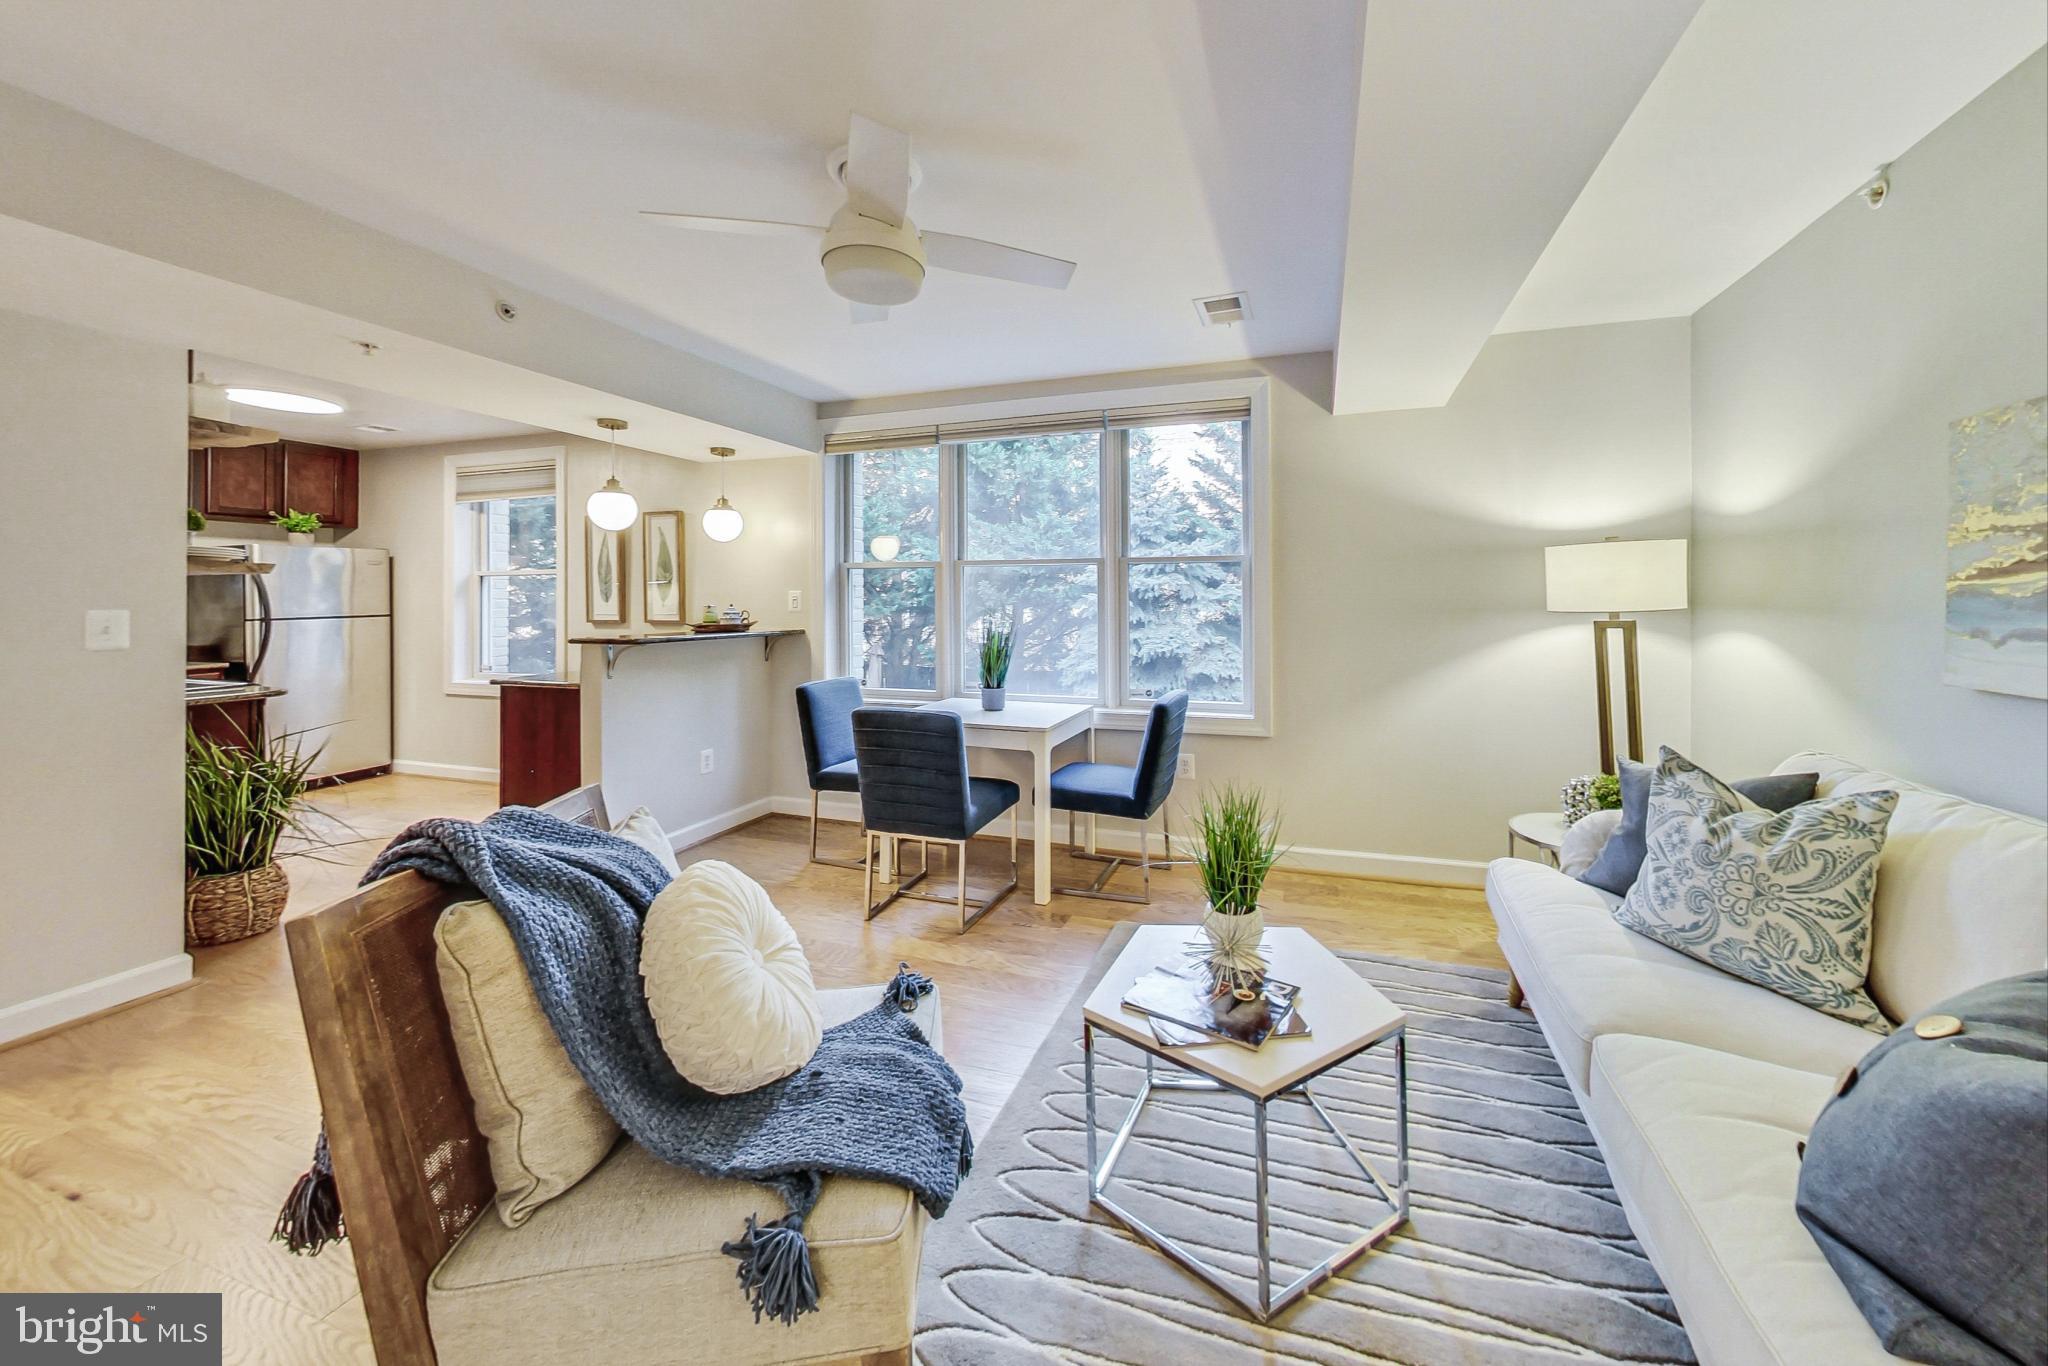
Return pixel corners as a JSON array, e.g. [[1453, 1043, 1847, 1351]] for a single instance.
[[1486, 751, 2047, 1365]]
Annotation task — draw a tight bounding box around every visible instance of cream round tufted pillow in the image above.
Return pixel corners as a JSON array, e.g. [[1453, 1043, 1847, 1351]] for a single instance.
[[639, 860, 821, 1094]]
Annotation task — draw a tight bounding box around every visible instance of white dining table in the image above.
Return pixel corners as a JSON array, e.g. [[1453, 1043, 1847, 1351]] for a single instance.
[[918, 697, 1093, 905]]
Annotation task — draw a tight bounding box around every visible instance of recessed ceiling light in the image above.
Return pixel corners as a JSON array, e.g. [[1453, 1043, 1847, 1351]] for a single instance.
[[224, 387, 345, 415], [354, 423, 399, 434]]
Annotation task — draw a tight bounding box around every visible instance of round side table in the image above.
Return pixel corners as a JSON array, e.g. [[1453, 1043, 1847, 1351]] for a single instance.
[[1507, 812, 1568, 866]]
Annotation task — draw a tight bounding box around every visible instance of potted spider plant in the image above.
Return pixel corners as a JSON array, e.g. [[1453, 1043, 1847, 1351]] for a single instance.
[[1189, 784, 1286, 991], [977, 622, 1014, 712], [184, 727, 327, 946], [274, 508, 321, 545]]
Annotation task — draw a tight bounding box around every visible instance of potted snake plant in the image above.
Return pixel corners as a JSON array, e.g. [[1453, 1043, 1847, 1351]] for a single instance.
[[1190, 784, 1285, 992], [978, 623, 1014, 711], [184, 727, 326, 946]]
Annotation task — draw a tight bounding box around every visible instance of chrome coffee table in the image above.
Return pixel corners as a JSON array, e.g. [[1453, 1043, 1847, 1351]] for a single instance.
[[1079, 925, 1411, 1322]]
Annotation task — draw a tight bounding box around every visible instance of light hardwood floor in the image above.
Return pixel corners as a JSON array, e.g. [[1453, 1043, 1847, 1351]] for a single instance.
[[0, 773, 1501, 1364]]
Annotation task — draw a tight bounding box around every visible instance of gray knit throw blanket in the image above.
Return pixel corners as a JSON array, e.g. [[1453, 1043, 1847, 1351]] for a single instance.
[[290, 805, 971, 1326]]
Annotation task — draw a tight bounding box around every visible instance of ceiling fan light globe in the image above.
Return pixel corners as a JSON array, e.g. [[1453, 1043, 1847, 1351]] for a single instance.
[[586, 479, 638, 532], [822, 244, 924, 306]]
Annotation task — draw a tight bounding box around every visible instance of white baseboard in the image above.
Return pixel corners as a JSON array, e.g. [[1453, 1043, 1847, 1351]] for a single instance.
[[392, 759, 500, 784], [770, 794, 1488, 888], [0, 953, 193, 1048], [666, 796, 783, 853]]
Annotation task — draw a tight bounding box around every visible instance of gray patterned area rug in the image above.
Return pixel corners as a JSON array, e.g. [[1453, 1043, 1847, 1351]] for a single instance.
[[914, 925, 1694, 1364]]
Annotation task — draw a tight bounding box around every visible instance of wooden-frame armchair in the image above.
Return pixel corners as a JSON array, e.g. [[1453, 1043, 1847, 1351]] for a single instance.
[[286, 785, 917, 1366]]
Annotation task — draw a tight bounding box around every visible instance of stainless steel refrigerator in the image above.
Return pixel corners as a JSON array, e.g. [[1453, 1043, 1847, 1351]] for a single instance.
[[187, 542, 393, 779]]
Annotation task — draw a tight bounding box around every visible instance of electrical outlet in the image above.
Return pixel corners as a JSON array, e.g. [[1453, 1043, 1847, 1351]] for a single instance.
[[84, 609, 131, 651], [1176, 753, 1197, 784], [787, 590, 802, 613], [699, 748, 715, 775]]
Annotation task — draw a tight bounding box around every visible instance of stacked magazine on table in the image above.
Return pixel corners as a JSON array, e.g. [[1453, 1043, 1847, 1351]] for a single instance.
[[1122, 955, 1309, 1050]]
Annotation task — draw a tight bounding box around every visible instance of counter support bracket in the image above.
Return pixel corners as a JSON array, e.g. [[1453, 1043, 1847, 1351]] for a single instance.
[[580, 630, 805, 679]]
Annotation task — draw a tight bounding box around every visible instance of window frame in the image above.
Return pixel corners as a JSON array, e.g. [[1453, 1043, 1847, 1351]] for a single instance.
[[443, 448, 567, 698], [827, 382, 1269, 734]]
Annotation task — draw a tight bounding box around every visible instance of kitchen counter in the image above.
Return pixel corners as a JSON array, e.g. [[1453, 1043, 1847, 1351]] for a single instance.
[[568, 628, 805, 677], [185, 682, 288, 707]]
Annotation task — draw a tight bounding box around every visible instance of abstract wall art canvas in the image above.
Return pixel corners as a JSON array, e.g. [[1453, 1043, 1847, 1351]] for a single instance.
[[1945, 395, 2047, 700]]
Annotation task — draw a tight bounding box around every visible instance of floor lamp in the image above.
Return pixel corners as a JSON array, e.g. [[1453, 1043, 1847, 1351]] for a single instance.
[[1545, 538, 1688, 774]]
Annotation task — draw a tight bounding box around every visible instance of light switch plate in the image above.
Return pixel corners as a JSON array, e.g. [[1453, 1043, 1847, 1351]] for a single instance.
[[84, 609, 131, 651], [787, 590, 802, 613]]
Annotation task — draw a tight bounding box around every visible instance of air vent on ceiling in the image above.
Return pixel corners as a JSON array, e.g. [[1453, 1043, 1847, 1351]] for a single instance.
[[1193, 291, 1251, 327], [354, 424, 400, 434]]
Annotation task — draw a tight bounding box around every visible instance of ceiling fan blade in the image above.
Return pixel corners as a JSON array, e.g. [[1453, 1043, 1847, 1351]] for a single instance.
[[638, 212, 825, 241], [845, 113, 912, 228], [850, 302, 890, 324], [921, 231, 1076, 289]]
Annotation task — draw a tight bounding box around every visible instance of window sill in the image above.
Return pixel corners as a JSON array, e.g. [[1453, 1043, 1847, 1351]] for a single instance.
[[1091, 706, 1270, 738], [446, 679, 500, 699]]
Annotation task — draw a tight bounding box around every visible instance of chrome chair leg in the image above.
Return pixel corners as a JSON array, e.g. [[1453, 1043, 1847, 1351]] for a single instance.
[[861, 832, 1011, 931], [807, 790, 866, 870], [862, 832, 931, 921], [1055, 811, 1164, 904]]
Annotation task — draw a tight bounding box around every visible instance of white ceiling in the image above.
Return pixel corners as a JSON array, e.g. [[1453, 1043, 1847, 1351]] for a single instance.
[[0, 0, 1363, 404], [193, 353, 543, 449], [1332, 0, 1701, 414], [1499, 0, 2048, 334], [0, 1, 2040, 413]]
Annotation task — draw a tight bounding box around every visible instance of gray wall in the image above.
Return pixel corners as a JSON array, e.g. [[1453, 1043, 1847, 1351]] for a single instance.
[[0, 308, 189, 1033], [1691, 50, 2048, 817]]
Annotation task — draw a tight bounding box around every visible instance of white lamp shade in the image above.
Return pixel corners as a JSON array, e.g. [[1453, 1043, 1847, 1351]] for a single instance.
[[703, 502, 744, 543], [869, 533, 902, 561], [1545, 539, 1688, 613], [586, 479, 638, 532]]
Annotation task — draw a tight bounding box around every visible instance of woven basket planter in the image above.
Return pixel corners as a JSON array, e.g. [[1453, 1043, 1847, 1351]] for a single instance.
[[185, 862, 290, 947]]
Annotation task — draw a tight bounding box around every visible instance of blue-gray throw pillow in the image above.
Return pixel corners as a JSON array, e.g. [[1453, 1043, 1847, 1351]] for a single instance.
[[1796, 972, 2048, 1366], [1578, 757, 1817, 896]]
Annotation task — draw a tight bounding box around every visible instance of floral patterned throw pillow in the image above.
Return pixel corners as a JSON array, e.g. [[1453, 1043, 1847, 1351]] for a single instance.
[[1614, 748, 1897, 1032]]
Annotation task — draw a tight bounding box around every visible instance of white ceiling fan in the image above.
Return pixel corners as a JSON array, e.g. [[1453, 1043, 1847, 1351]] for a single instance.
[[641, 113, 1076, 323]]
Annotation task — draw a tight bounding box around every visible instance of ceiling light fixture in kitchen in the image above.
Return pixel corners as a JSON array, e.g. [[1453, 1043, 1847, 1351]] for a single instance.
[[586, 418, 639, 531], [703, 446, 744, 543], [224, 387, 345, 415]]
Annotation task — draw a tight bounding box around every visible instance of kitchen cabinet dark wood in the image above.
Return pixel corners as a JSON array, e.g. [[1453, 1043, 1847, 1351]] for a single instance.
[[495, 679, 582, 808], [190, 443, 282, 521], [280, 441, 360, 528], [188, 441, 360, 529], [189, 696, 266, 751]]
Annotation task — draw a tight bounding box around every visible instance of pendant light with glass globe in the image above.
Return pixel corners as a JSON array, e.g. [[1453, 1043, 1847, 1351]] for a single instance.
[[585, 418, 639, 531], [703, 446, 745, 542]]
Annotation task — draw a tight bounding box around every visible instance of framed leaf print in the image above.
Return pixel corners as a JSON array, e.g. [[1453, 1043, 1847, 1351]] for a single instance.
[[586, 526, 625, 625], [642, 511, 684, 624]]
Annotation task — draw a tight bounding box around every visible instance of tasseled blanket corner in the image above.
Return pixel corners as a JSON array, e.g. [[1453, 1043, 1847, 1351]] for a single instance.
[[884, 960, 935, 1013], [274, 1128, 346, 1256], [721, 1209, 821, 1326]]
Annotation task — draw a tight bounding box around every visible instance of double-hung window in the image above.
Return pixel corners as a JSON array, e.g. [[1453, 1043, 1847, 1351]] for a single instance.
[[451, 459, 561, 686], [832, 396, 1258, 724]]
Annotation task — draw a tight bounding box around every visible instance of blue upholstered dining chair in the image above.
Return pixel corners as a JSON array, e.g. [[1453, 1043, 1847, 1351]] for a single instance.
[[1050, 690, 1190, 903], [851, 706, 1020, 933], [794, 678, 865, 868]]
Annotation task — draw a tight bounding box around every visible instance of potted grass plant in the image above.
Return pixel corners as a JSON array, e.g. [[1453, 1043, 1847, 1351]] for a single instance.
[[274, 509, 321, 545], [1190, 784, 1286, 991], [977, 622, 1014, 711], [184, 727, 326, 946]]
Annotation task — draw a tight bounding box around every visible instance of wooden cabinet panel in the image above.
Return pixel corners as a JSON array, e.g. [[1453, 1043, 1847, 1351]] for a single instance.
[[280, 441, 360, 529], [497, 682, 581, 808], [188, 442, 360, 528], [193, 444, 282, 520]]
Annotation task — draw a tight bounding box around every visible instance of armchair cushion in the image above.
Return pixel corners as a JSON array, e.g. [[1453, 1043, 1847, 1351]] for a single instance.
[[435, 899, 620, 1228], [427, 986, 942, 1366]]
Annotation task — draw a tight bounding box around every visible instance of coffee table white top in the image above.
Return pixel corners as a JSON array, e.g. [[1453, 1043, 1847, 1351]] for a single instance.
[[919, 697, 1092, 732], [1082, 925, 1407, 1100]]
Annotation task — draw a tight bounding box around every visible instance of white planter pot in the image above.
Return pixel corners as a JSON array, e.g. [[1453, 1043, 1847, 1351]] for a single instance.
[[1199, 904, 1268, 987], [286, 531, 315, 546], [980, 687, 1006, 712]]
